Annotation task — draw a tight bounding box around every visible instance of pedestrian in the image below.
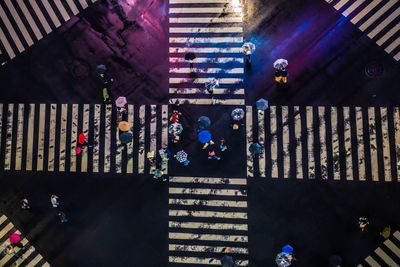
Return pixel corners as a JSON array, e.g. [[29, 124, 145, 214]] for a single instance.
[[380, 225, 391, 239], [170, 110, 181, 123], [159, 148, 170, 164], [21, 198, 30, 209], [275, 68, 288, 84], [147, 151, 156, 166], [242, 42, 255, 68], [208, 146, 221, 160], [152, 169, 166, 181], [51, 195, 59, 208], [358, 217, 369, 232], [220, 255, 235, 267], [58, 212, 68, 223], [220, 138, 227, 152], [103, 87, 112, 103], [5, 245, 18, 258]]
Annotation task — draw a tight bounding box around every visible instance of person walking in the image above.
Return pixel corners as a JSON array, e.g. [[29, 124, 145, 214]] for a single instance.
[[21, 198, 30, 209], [58, 212, 68, 223], [220, 138, 227, 152], [51, 195, 60, 208], [208, 146, 221, 160], [221, 255, 235, 267]]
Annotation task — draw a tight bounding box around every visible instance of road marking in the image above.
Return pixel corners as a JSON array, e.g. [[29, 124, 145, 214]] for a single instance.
[[169, 199, 248, 208], [149, 105, 157, 174], [169, 88, 245, 95], [59, 104, 67, 172], [368, 6, 400, 39], [377, 22, 400, 46], [26, 104, 35, 171], [169, 210, 248, 219], [343, 107, 353, 181], [394, 108, 400, 181], [170, 47, 243, 53], [70, 104, 78, 172], [282, 106, 290, 178], [170, 57, 244, 64], [65, 0, 79, 15], [4, 0, 34, 46], [0, 222, 14, 239], [104, 104, 112, 173], [161, 105, 168, 174], [169, 98, 245, 105], [93, 104, 101, 173], [169, 232, 248, 242], [359, 0, 398, 32], [365, 255, 380, 267], [319, 106, 328, 179], [0, 26, 15, 59], [28, 0, 52, 34], [384, 239, 400, 257], [270, 106, 278, 178], [385, 36, 400, 54], [374, 247, 397, 266], [42, 0, 61, 28], [170, 176, 247, 185], [169, 37, 243, 43], [47, 104, 57, 171], [294, 106, 303, 179], [334, 0, 351, 10], [81, 104, 90, 172], [170, 78, 243, 84], [170, 67, 244, 74], [306, 106, 315, 179], [170, 0, 232, 3], [169, 256, 248, 266], [246, 106, 254, 177], [169, 17, 243, 23], [351, 0, 382, 24], [78, 0, 89, 9], [169, 188, 247, 196], [127, 104, 134, 174], [15, 104, 24, 170], [37, 104, 46, 171], [169, 27, 243, 33], [4, 104, 14, 170], [53, 0, 70, 22], [342, 0, 365, 17], [368, 107, 379, 181], [169, 244, 248, 254], [0, 105, 2, 165], [0, 4, 24, 52], [258, 109, 266, 177], [26, 253, 43, 267], [331, 107, 340, 180], [355, 107, 366, 181], [138, 105, 146, 174], [380, 107, 391, 182], [169, 7, 243, 14]]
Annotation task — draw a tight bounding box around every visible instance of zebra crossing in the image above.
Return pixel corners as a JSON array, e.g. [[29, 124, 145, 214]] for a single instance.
[[0, 214, 50, 267], [325, 0, 400, 61], [168, 0, 246, 105], [0, 103, 169, 175], [0, 0, 97, 65], [168, 176, 249, 266], [247, 105, 400, 182], [358, 230, 400, 267]]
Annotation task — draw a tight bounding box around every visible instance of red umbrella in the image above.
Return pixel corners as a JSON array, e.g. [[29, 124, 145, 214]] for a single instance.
[[78, 132, 86, 145], [9, 233, 21, 244]]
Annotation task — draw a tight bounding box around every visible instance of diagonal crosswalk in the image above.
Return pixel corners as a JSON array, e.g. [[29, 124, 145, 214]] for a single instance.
[[0, 0, 97, 65], [169, 0, 246, 105], [0, 103, 169, 175], [0, 214, 50, 267], [248, 105, 400, 182], [168, 176, 249, 266], [325, 0, 400, 61], [358, 230, 400, 267]]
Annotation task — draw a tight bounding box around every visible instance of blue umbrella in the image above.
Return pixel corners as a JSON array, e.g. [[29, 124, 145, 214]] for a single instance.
[[282, 244, 293, 254], [198, 130, 212, 144], [119, 132, 133, 144], [197, 116, 211, 130], [256, 98, 269, 111]]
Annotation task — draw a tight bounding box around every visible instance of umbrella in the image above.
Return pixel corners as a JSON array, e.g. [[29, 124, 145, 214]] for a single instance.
[[242, 42, 256, 55], [115, 96, 127, 107], [282, 244, 293, 254], [95, 64, 107, 74], [185, 52, 196, 61], [249, 143, 262, 154], [221, 255, 235, 267], [78, 132, 86, 145], [119, 132, 133, 144], [256, 98, 269, 111], [118, 121, 130, 132], [197, 116, 211, 130], [9, 233, 21, 244], [168, 123, 183, 135], [205, 77, 219, 91], [329, 255, 342, 267], [175, 150, 188, 163], [231, 108, 245, 121], [273, 58, 288, 69], [198, 130, 212, 144]]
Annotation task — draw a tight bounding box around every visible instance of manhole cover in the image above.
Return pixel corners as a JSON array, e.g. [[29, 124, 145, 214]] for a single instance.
[[365, 61, 383, 77]]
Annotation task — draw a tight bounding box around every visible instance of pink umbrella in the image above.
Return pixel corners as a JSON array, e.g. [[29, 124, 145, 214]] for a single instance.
[[9, 233, 21, 244], [115, 96, 127, 107]]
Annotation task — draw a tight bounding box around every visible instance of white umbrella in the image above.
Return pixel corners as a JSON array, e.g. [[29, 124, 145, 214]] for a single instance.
[[115, 96, 127, 107], [231, 108, 245, 121], [273, 59, 288, 69], [175, 150, 188, 163], [205, 77, 219, 91], [242, 42, 256, 55], [168, 123, 183, 135]]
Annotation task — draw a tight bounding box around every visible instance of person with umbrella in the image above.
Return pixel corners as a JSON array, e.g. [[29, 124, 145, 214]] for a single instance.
[[169, 122, 183, 143], [221, 255, 236, 267], [275, 244, 295, 267], [231, 108, 245, 130], [185, 52, 196, 74], [249, 143, 262, 156], [205, 77, 219, 94], [274, 59, 288, 84], [9, 232, 23, 248], [256, 98, 269, 114], [242, 41, 255, 67], [208, 144, 221, 160], [175, 150, 190, 166], [197, 116, 211, 131], [198, 130, 214, 149]]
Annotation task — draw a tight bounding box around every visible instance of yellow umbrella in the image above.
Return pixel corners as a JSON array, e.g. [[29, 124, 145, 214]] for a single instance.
[[118, 121, 130, 132]]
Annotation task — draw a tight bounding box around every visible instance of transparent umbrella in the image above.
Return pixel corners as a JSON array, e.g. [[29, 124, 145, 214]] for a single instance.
[[256, 98, 269, 111], [175, 150, 188, 163], [168, 123, 183, 135], [115, 96, 127, 107], [273, 58, 288, 69], [231, 108, 245, 121], [242, 42, 256, 55]]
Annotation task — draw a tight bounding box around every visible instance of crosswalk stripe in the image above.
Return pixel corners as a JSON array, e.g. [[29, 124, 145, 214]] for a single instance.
[[384, 239, 400, 257], [4, 0, 34, 46], [169, 188, 247, 196], [36, 104, 46, 171], [65, 0, 80, 15], [169, 199, 248, 208], [282, 107, 290, 178], [0, 214, 6, 225], [169, 7, 243, 13], [169, 88, 245, 95], [377, 22, 400, 46], [116, 118, 123, 174], [53, 0, 70, 22], [26, 104, 35, 171], [169, 244, 249, 254], [161, 105, 169, 173], [81, 104, 90, 172], [374, 247, 398, 266], [0, 238, 27, 265], [394, 108, 400, 181], [169, 232, 248, 242], [342, 0, 365, 17], [170, 210, 248, 219], [26, 253, 43, 267], [306, 106, 315, 179], [381, 107, 391, 182], [334, 0, 351, 10], [78, 0, 89, 9], [169, 17, 243, 23], [169, 37, 243, 43], [0, 26, 15, 59], [355, 107, 366, 181], [170, 57, 244, 64], [351, 0, 383, 24], [359, 0, 398, 32], [170, 176, 247, 185], [15, 104, 24, 171], [169, 98, 245, 105], [331, 107, 341, 180], [0, 222, 13, 239], [28, 0, 52, 34], [170, 0, 232, 3], [368, 107, 379, 181], [138, 105, 146, 174], [319, 107, 328, 179], [48, 104, 57, 171], [93, 104, 101, 173], [246, 106, 254, 177], [368, 6, 400, 39], [394, 230, 400, 241], [170, 47, 243, 53], [365, 255, 381, 267], [4, 104, 13, 170], [170, 67, 244, 74], [385, 36, 400, 54], [59, 104, 67, 172], [127, 105, 134, 174], [42, 0, 61, 28], [0, 4, 24, 53], [104, 104, 112, 173], [169, 27, 243, 33], [169, 256, 248, 266], [343, 107, 353, 181], [294, 106, 303, 179], [150, 105, 157, 174], [258, 110, 266, 177], [270, 106, 278, 177], [70, 104, 78, 172], [395, 50, 400, 61]]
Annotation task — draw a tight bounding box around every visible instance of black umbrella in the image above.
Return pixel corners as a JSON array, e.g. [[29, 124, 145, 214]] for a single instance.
[[185, 52, 196, 61]]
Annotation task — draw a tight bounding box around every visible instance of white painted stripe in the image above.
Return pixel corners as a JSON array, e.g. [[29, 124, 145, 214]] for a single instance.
[[170, 47, 243, 53], [59, 104, 67, 172], [169, 176, 247, 185], [0, 222, 14, 239], [26, 104, 35, 171], [65, 0, 79, 15], [149, 105, 157, 174], [282, 106, 290, 178], [15, 243, 34, 266], [170, 67, 244, 74], [384, 239, 400, 257], [319, 107, 328, 179], [384, 36, 400, 53], [334, 0, 351, 10], [169, 7, 243, 13], [169, 198, 248, 208], [368, 107, 379, 181], [169, 98, 245, 105], [331, 107, 341, 180], [169, 187, 247, 196], [342, 0, 365, 17], [169, 244, 248, 254], [0, 26, 15, 58], [78, 0, 89, 9], [246, 106, 254, 177], [54, 0, 70, 21], [306, 106, 315, 179], [394, 108, 400, 182], [169, 256, 248, 266], [359, 0, 398, 32], [115, 119, 123, 174], [170, 0, 232, 3], [170, 27, 243, 33], [355, 107, 366, 181], [15, 104, 24, 171], [4, 104, 13, 168], [395, 50, 400, 61], [365, 256, 380, 267], [81, 104, 89, 172], [5, 0, 34, 46], [351, 0, 382, 24], [161, 105, 168, 174], [28, 0, 52, 34], [368, 6, 400, 39], [294, 106, 303, 179], [42, 262, 50, 267], [169, 210, 247, 219], [42, 0, 61, 28], [93, 104, 101, 173], [26, 253, 43, 267], [270, 106, 278, 178], [343, 107, 353, 181], [104, 104, 112, 173], [170, 57, 244, 63], [169, 88, 244, 95], [127, 104, 134, 174], [138, 105, 146, 174], [0, 214, 6, 225], [169, 17, 243, 23], [0, 5, 24, 52], [258, 110, 266, 177], [36, 104, 45, 171], [170, 37, 243, 43], [380, 107, 391, 182], [169, 232, 248, 242], [47, 104, 57, 171], [377, 22, 400, 46], [70, 104, 78, 172], [375, 247, 398, 266], [394, 230, 400, 241]]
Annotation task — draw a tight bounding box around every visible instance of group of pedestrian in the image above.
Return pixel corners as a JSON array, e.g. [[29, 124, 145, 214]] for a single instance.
[[2, 232, 25, 260], [20, 195, 68, 223], [96, 64, 114, 104]]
